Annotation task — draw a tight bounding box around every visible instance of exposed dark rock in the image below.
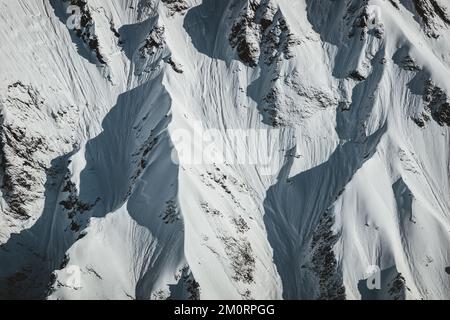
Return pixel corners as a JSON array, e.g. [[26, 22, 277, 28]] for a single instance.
[[353, 6, 370, 29], [387, 272, 406, 300], [229, 3, 261, 68], [389, 0, 400, 10], [260, 70, 338, 127], [411, 0, 450, 38], [109, 20, 121, 39], [345, 1, 385, 41], [262, 87, 282, 126], [139, 25, 166, 58], [412, 112, 430, 127], [138, 24, 183, 73], [221, 236, 256, 284], [59, 173, 99, 232], [86, 267, 102, 280], [229, 0, 300, 67], [423, 80, 450, 126], [0, 84, 52, 219], [59, 254, 70, 270], [164, 57, 184, 73], [310, 211, 346, 300], [372, 24, 385, 39], [200, 202, 223, 216], [232, 216, 250, 234], [161, 0, 189, 16], [346, 0, 373, 40], [65, 0, 106, 64], [349, 70, 367, 81], [160, 200, 180, 224], [241, 289, 254, 300], [182, 269, 201, 300], [125, 133, 158, 199]]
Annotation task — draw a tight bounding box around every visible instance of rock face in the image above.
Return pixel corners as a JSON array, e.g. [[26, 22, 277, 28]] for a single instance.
[[229, 0, 300, 67], [423, 80, 450, 126], [64, 0, 106, 64], [310, 212, 346, 300], [347, 0, 385, 40], [0, 82, 75, 224], [0, 0, 450, 300], [139, 25, 166, 58], [261, 71, 338, 126], [410, 0, 450, 37]]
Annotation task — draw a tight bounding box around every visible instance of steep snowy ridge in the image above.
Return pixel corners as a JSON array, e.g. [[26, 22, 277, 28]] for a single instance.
[[0, 0, 449, 300]]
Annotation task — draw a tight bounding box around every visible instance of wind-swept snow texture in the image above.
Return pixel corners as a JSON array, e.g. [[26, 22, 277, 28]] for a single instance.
[[0, 0, 449, 300]]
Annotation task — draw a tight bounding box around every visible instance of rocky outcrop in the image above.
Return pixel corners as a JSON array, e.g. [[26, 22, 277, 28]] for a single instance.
[[161, 0, 189, 16], [261, 71, 338, 126], [221, 236, 256, 284], [389, 0, 401, 10], [229, 0, 300, 67], [387, 272, 407, 300], [126, 132, 158, 199], [59, 174, 99, 233], [138, 23, 183, 73], [172, 266, 200, 300], [400, 55, 422, 71], [410, 0, 450, 38], [310, 211, 346, 300], [139, 25, 166, 58], [0, 81, 78, 243], [423, 80, 450, 126], [344, 0, 385, 41], [412, 112, 431, 128], [64, 0, 106, 64], [0, 83, 53, 220]]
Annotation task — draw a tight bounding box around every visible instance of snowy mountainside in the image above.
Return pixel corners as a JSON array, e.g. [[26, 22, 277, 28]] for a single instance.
[[0, 0, 449, 300]]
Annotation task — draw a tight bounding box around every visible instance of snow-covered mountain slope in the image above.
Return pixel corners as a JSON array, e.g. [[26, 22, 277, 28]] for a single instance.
[[0, 0, 449, 300]]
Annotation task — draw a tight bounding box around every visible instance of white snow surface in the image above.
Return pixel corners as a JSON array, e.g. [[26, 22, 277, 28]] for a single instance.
[[0, 0, 449, 300]]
